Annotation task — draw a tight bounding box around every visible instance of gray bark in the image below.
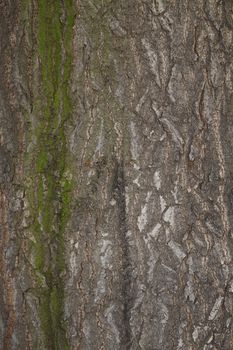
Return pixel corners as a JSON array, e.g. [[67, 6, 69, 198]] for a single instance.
[[0, 0, 233, 349]]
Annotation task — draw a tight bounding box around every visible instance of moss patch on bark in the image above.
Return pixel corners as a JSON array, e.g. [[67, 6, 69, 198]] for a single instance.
[[23, 1, 75, 348]]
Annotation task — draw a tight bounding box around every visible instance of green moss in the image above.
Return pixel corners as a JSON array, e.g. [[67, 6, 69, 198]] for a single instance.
[[34, 239, 44, 272], [36, 150, 48, 173], [23, 0, 75, 348]]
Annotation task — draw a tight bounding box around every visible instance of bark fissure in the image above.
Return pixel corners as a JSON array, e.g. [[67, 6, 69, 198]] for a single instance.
[[113, 160, 132, 348]]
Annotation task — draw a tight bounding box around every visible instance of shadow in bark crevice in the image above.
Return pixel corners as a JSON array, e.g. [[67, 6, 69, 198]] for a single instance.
[[112, 159, 133, 349]]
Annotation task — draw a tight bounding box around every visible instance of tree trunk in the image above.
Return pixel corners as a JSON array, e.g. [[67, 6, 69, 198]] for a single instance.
[[1, 0, 233, 349]]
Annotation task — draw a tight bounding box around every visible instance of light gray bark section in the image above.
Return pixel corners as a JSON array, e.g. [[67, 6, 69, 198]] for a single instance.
[[65, 1, 233, 349]]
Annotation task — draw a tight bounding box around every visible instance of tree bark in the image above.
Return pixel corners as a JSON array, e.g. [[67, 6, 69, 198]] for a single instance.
[[1, 0, 233, 349]]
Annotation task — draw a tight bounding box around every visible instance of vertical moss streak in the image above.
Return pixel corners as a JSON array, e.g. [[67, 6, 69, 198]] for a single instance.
[[26, 1, 74, 348]]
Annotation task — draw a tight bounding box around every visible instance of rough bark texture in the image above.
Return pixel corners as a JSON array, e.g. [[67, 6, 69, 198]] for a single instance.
[[1, 0, 233, 349]]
